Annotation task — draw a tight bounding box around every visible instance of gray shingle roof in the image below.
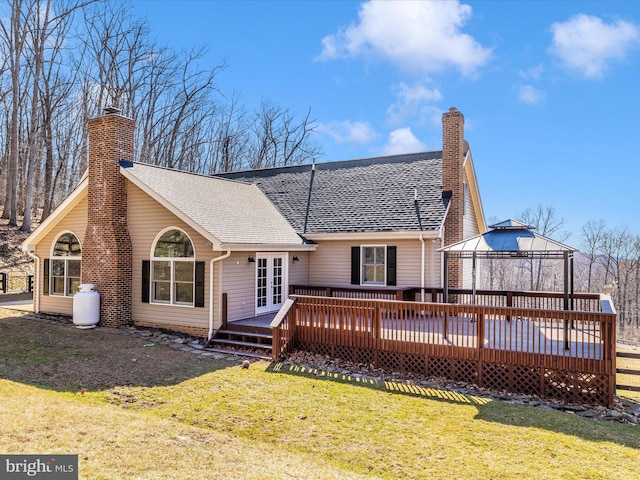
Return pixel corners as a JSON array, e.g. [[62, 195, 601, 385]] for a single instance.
[[121, 162, 305, 246], [217, 151, 446, 234]]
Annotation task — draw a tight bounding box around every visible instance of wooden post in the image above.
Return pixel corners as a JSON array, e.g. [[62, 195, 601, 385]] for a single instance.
[[477, 312, 485, 386], [221, 292, 228, 330]]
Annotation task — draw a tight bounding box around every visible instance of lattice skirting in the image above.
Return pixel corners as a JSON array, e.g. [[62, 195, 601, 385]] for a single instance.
[[544, 369, 610, 406], [293, 341, 612, 405]]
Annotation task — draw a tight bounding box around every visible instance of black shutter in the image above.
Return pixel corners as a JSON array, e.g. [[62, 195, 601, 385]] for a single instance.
[[43, 259, 49, 295], [142, 260, 150, 303], [351, 246, 360, 285], [195, 261, 205, 308], [386, 246, 397, 286]]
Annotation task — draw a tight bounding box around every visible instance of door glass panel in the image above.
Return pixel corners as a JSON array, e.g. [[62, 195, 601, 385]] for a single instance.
[[272, 257, 283, 305], [257, 258, 267, 308]]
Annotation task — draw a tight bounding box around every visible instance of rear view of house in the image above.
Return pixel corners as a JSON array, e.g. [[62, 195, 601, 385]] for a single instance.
[[22, 107, 485, 338]]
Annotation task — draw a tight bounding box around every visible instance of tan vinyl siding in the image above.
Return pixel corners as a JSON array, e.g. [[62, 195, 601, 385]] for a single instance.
[[289, 252, 309, 285], [308, 238, 440, 290], [128, 183, 214, 332], [37, 196, 89, 316], [222, 252, 257, 322], [462, 173, 481, 289], [308, 240, 352, 288]]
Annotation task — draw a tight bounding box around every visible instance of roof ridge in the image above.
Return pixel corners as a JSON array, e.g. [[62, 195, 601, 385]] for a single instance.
[[128, 161, 252, 185], [217, 150, 442, 178]]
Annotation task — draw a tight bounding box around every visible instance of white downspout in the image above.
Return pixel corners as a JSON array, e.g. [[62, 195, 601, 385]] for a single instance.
[[419, 234, 425, 303], [26, 249, 40, 313], [208, 248, 231, 340]]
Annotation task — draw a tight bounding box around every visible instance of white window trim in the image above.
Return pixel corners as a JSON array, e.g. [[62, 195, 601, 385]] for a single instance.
[[360, 245, 387, 286], [150, 227, 196, 307], [49, 231, 82, 297]]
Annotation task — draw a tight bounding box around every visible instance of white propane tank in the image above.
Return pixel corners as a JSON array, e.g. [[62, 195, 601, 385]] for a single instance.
[[73, 283, 100, 329]]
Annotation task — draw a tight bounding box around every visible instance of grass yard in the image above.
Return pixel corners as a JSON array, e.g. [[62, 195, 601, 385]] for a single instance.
[[1, 309, 639, 479]]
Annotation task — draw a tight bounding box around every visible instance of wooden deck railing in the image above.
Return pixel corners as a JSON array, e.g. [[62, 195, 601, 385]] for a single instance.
[[290, 285, 416, 301], [290, 285, 603, 313], [273, 292, 617, 406]]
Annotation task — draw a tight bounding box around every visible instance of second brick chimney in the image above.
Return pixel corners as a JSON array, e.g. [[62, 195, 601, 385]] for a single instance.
[[82, 110, 134, 328], [442, 107, 465, 288]]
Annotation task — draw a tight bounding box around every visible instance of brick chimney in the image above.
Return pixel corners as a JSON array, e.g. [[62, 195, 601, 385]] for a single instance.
[[442, 107, 465, 288], [83, 109, 134, 328]]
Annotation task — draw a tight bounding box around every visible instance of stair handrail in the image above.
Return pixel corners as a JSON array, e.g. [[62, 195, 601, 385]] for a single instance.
[[270, 296, 297, 360]]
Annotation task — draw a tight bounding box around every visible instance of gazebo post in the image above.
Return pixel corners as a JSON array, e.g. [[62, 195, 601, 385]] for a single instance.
[[472, 252, 477, 305], [570, 253, 575, 311], [563, 251, 570, 350], [443, 252, 449, 303]]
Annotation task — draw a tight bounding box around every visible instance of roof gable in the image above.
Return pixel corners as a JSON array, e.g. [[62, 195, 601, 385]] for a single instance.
[[120, 163, 307, 248]]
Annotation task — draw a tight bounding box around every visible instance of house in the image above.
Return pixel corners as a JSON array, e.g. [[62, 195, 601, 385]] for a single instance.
[[22, 107, 486, 339]]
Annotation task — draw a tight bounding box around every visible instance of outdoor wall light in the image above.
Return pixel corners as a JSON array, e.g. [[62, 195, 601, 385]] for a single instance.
[[292, 255, 300, 262], [247, 256, 255, 263]]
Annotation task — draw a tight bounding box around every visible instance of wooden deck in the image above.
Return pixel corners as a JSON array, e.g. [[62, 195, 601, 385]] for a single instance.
[[272, 292, 617, 406], [228, 313, 275, 329]]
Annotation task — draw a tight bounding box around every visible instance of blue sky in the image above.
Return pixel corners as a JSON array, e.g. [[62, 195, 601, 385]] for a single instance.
[[131, 0, 640, 244]]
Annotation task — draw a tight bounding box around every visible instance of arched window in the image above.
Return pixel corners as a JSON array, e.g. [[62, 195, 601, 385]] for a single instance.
[[151, 229, 195, 306], [51, 232, 81, 296]]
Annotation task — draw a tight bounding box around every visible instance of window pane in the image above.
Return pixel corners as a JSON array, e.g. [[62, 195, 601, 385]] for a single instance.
[[373, 247, 384, 263], [52, 277, 65, 295], [52, 259, 65, 276], [153, 282, 171, 302], [363, 265, 374, 283], [53, 232, 81, 256], [363, 247, 374, 263], [153, 261, 170, 281], [154, 229, 194, 257], [174, 262, 194, 282], [175, 282, 194, 304], [68, 277, 81, 295], [374, 265, 385, 282], [67, 260, 81, 277]]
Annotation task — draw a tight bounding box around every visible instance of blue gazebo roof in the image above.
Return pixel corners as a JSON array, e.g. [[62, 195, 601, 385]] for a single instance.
[[439, 218, 575, 258]]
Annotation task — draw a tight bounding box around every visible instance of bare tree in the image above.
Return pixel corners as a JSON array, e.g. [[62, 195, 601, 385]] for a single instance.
[[0, 0, 323, 226], [580, 219, 607, 292], [520, 204, 570, 291], [249, 99, 321, 169], [0, 0, 29, 225], [206, 90, 249, 173]]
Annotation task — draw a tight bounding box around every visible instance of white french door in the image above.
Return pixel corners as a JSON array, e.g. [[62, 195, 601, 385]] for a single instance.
[[255, 254, 287, 315]]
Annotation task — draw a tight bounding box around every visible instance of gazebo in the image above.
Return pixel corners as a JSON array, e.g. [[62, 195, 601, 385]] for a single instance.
[[439, 219, 577, 309]]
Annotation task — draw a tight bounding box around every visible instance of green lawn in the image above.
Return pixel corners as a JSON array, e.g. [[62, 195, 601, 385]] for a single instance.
[[2, 363, 640, 479], [1, 311, 639, 479]]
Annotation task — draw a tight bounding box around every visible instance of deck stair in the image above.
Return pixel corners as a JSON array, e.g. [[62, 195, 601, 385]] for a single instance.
[[204, 322, 273, 360]]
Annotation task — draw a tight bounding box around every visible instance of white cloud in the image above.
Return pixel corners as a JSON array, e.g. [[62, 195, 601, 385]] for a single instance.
[[386, 81, 443, 125], [549, 14, 640, 78], [380, 128, 426, 156], [317, 0, 492, 76], [316, 120, 377, 144], [518, 85, 545, 104], [518, 64, 544, 81]]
